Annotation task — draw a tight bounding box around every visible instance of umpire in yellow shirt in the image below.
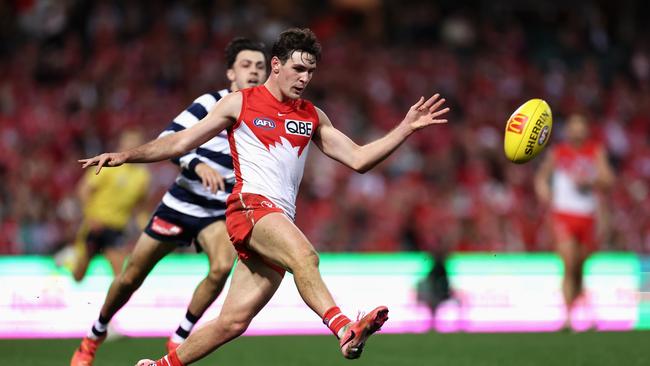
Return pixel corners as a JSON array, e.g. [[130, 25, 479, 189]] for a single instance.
[[71, 130, 151, 282]]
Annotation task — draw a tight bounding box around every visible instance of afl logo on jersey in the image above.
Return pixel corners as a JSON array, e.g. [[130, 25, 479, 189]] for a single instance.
[[253, 118, 276, 129], [285, 120, 313, 137]]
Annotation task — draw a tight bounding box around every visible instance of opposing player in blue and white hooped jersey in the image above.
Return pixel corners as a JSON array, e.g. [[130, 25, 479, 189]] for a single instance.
[[71, 38, 268, 366], [155, 88, 234, 231], [158, 88, 233, 218]]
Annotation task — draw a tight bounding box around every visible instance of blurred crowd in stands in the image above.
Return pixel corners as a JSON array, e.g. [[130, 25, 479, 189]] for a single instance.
[[0, 0, 649, 254]]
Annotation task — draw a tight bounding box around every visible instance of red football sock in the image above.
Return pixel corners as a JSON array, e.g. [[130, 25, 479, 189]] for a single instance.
[[156, 350, 184, 366], [323, 306, 351, 338]]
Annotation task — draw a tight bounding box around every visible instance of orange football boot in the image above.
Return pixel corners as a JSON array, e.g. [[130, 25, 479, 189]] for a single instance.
[[339, 306, 389, 359], [70, 336, 104, 366]]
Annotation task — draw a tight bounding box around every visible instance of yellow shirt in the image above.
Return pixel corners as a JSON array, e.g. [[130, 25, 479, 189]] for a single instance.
[[83, 164, 151, 229]]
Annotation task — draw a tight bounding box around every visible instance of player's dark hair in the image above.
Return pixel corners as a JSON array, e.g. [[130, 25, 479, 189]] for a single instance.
[[271, 28, 321, 63], [225, 37, 266, 68]]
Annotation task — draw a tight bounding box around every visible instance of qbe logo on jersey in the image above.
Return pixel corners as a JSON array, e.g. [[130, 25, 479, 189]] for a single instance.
[[284, 119, 313, 137]]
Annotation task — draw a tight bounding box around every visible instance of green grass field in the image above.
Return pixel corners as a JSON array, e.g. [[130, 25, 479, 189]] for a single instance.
[[2, 332, 650, 366]]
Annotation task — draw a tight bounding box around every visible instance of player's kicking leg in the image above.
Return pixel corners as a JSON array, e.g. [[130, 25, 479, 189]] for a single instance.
[[248, 213, 388, 359], [166, 221, 236, 352], [70, 233, 176, 366], [137, 253, 284, 365]]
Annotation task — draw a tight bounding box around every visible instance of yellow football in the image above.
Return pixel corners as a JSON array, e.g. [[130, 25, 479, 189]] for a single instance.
[[503, 98, 553, 164]]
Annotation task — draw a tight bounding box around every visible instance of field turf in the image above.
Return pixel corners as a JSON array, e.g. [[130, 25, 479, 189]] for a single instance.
[[2, 331, 649, 366]]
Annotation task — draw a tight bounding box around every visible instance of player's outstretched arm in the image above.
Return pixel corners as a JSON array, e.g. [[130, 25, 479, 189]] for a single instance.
[[313, 94, 449, 173], [157, 94, 227, 193], [79, 93, 242, 174], [157, 95, 211, 168]]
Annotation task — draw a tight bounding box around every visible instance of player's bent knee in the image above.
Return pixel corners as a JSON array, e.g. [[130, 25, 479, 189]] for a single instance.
[[305, 248, 320, 265], [72, 273, 84, 282], [207, 264, 232, 283], [289, 248, 319, 272], [214, 254, 236, 272], [117, 272, 145, 291], [222, 318, 250, 338]]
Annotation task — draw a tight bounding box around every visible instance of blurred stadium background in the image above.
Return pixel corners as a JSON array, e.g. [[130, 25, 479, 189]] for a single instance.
[[1, 0, 650, 365]]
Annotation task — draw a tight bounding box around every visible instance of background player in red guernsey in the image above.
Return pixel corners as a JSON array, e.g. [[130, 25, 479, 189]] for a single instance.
[[535, 113, 614, 330], [79, 28, 450, 365]]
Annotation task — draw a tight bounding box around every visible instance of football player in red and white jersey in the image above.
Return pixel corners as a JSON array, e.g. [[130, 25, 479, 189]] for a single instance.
[[80, 28, 450, 365], [535, 113, 614, 330], [70, 38, 267, 366]]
